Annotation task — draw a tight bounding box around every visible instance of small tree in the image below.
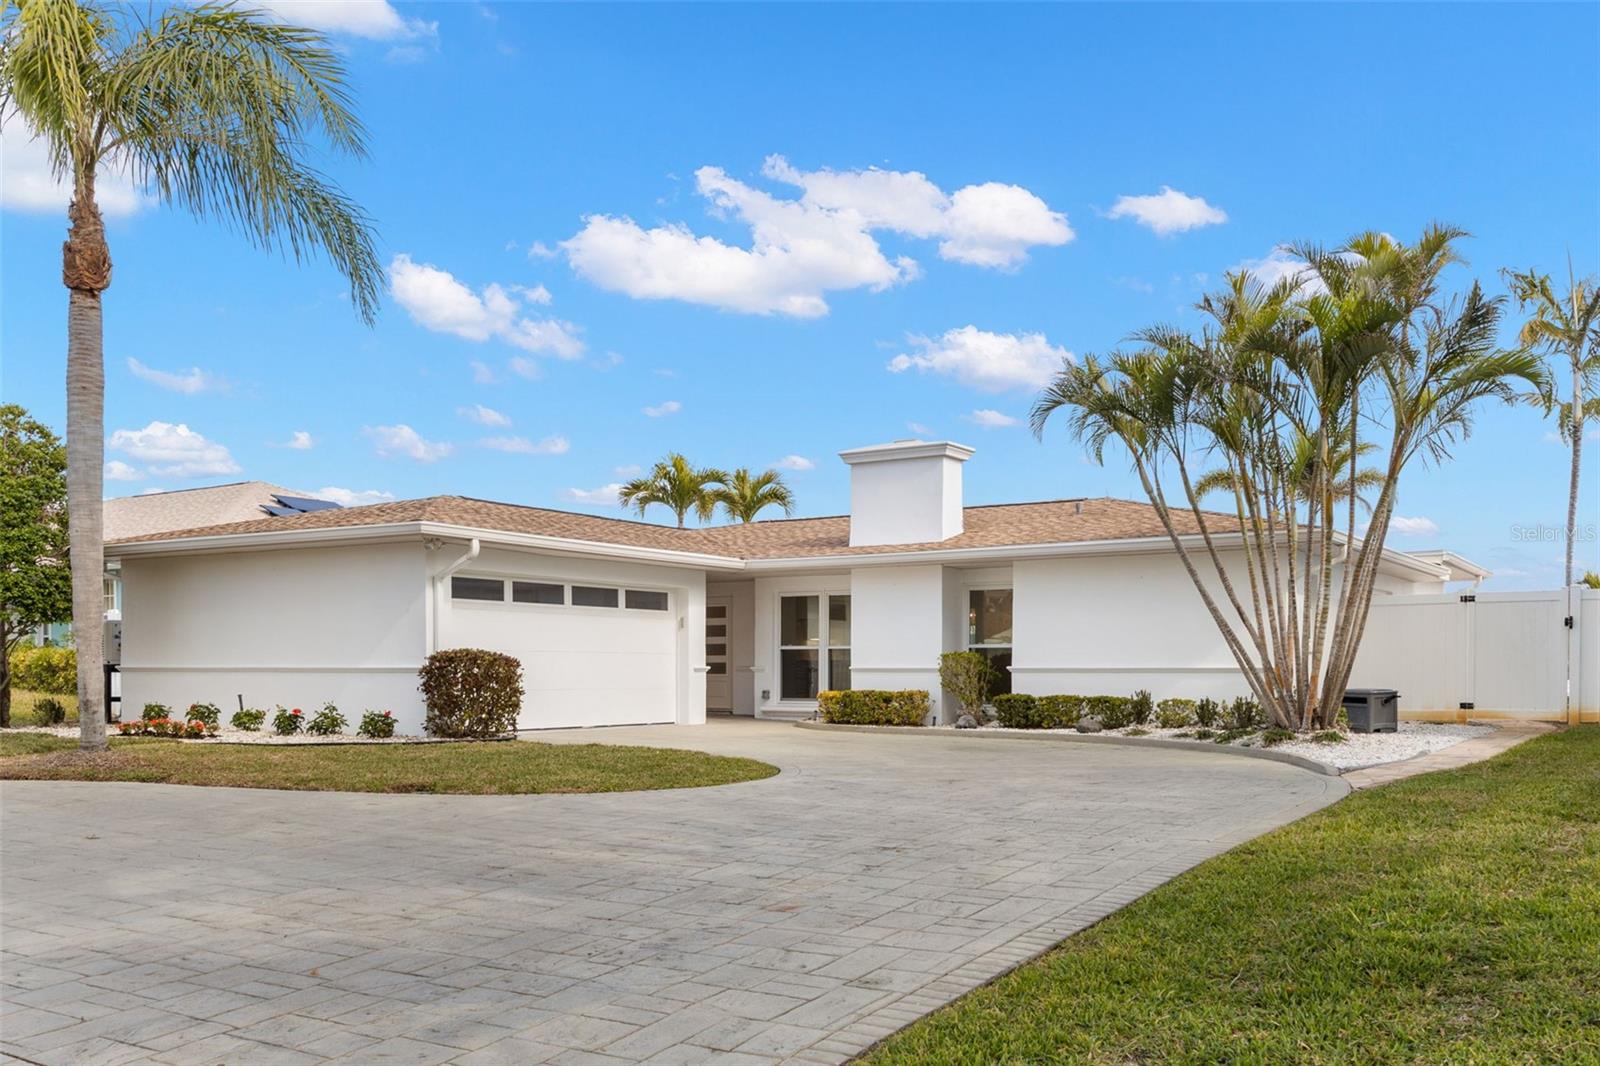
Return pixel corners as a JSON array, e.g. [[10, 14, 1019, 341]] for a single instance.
[[938, 651, 993, 723], [0, 405, 71, 727], [618, 454, 729, 528]]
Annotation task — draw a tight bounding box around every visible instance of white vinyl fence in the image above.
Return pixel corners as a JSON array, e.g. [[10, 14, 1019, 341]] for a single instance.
[[1350, 587, 1600, 724]]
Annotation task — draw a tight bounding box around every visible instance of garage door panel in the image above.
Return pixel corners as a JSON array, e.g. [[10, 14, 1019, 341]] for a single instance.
[[445, 601, 678, 729]]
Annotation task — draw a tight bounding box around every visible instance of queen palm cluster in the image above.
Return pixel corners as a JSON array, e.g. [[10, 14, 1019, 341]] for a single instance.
[[618, 455, 796, 527], [1033, 227, 1546, 731]]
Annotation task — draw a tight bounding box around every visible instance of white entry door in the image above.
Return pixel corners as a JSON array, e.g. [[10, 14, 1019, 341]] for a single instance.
[[706, 599, 731, 711]]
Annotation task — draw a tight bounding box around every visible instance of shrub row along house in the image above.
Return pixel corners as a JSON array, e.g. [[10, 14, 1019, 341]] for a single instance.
[[105, 440, 1483, 735]]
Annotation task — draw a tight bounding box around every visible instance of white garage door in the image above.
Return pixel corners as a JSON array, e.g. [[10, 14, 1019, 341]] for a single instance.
[[445, 577, 678, 729]]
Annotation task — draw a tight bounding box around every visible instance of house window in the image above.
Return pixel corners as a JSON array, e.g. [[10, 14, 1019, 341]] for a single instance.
[[968, 589, 1012, 696], [452, 576, 504, 602], [778, 593, 850, 700], [572, 585, 619, 608], [512, 581, 564, 605], [625, 589, 669, 611]]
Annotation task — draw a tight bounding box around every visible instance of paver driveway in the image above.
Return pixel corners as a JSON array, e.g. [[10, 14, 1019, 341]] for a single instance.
[[1, 719, 1347, 1066]]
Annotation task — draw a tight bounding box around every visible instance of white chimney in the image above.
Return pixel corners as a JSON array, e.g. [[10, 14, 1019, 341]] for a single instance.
[[839, 440, 975, 547]]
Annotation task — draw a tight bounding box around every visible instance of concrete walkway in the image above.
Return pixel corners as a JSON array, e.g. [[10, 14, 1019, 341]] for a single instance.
[[1, 719, 1345, 1066], [1341, 720, 1555, 789]]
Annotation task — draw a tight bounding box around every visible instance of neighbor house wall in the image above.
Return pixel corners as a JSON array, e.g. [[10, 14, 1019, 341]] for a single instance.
[[119, 542, 431, 733]]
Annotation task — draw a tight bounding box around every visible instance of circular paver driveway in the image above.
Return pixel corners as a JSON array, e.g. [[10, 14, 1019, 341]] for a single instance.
[[0, 720, 1346, 1066]]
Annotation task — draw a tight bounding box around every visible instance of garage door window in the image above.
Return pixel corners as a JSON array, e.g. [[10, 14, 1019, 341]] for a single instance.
[[779, 593, 850, 700], [625, 589, 669, 611], [452, 576, 504, 602], [512, 581, 564, 605], [572, 585, 619, 608]]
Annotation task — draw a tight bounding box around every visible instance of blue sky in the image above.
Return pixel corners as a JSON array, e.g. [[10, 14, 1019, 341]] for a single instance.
[[3, 1, 1597, 587]]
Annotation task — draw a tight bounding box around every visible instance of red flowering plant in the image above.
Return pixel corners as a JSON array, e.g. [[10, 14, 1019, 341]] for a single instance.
[[272, 706, 304, 736], [358, 709, 397, 739]]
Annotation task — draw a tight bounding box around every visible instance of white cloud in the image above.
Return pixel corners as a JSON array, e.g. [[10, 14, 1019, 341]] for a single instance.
[[965, 409, 1020, 429], [389, 254, 585, 359], [314, 486, 395, 508], [104, 460, 143, 482], [907, 422, 936, 437], [2, 112, 147, 217], [888, 325, 1071, 393], [1390, 515, 1440, 538], [614, 464, 643, 477], [1106, 187, 1227, 236], [457, 403, 511, 427], [124, 357, 224, 394], [469, 359, 496, 384], [508, 357, 540, 380], [527, 241, 557, 260], [107, 421, 241, 478], [562, 483, 625, 507], [479, 434, 569, 455], [364, 423, 453, 462], [523, 283, 553, 305], [249, 0, 435, 40], [268, 430, 315, 450], [1233, 246, 1327, 296], [643, 400, 682, 418], [774, 454, 815, 471], [562, 155, 1071, 317]]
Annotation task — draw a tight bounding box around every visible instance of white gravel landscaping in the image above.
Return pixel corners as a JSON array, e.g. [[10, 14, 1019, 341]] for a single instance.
[[3, 724, 444, 744], [932, 720, 1493, 772]]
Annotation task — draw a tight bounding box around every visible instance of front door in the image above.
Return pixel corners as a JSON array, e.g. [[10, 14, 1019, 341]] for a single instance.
[[706, 599, 731, 711]]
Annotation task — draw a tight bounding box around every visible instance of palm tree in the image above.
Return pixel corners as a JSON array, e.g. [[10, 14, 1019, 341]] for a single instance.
[[618, 454, 730, 528], [712, 468, 795, 523], [1, 1, 381, 750], [1502, 263, 1600, 588]]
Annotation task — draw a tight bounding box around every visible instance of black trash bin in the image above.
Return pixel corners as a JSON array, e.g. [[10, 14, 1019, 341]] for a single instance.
[[1342, 688, 1399, 733]]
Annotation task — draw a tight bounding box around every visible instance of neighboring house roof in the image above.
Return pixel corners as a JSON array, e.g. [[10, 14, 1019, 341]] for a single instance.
[[104, 481, 322, 541], [106, 493, 1240, 560]]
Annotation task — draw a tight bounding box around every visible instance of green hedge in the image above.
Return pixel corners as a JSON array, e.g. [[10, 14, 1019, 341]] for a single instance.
[[1084, 695, 1135, 729], [993, 693, 1086, 729], [419, 648, 524, 738], [8, 646, 76, 694], [818, 689, 929, 726]]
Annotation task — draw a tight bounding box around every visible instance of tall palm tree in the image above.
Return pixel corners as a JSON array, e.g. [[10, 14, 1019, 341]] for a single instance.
[[1, 0, 381, 750], [1502, 263, 1600, 588], [618, 454, 729, 528], [713, 468, 795, 523]]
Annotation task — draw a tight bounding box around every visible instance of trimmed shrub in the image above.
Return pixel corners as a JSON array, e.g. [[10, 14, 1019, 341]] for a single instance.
[[1156, 698, 1198, 729], [992, 693, 1038, 728], [419, 648, 524, 738], [231, 708, 265, 731], [1194, 697, 1222, 728], [35, 696, 68, 725], [359, 709, 397, 738], [938, 651, 994, 721], [141, 702, 171, 722], [8, 646, 76, 694], [1228, 696, 1265, 731], [818, 689, 929, 727], [273, 706, 304, 735], [306, 703, 347, 736], [1085, 695, 1134, 730], [186, 702, 221, 728], [1036, 695, 1085, 729], [1129, 689, 1155, 726]]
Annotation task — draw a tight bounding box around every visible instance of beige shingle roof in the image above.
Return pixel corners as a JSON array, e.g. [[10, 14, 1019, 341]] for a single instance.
[[104, 481, 311, 541], [108, 493, 1222, 560]]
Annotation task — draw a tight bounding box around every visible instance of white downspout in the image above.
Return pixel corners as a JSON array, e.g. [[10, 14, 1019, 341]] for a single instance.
[[430, 538, 480, 653]]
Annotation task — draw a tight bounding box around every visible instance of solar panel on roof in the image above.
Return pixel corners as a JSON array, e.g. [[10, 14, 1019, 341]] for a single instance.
[[260, 505, 300, 517], [272, 495, 342, 513]]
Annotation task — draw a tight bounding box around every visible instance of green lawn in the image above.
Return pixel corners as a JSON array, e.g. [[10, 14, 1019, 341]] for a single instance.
[[866, 728, 1600, 1065], [3, 689, 78, 727], [0, 734, 778, 794]]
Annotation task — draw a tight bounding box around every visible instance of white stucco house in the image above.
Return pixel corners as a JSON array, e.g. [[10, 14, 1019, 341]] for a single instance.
[[104, 440, 1485, 734]]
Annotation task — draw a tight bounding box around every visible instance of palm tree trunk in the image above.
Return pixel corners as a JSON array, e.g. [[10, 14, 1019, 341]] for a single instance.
[[64, 187, 113, 752], [1566, 364, 1581, 589]]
